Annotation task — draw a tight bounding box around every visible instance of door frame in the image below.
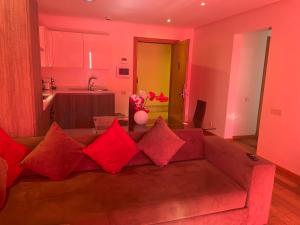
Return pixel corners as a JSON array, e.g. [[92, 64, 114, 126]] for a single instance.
[[132, 37, 179, 94], [256, 35, 271, 137]]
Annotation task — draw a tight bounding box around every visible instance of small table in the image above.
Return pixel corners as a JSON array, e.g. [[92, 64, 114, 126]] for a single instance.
[[93, 116, 213, 134], [93, 115, 151, 133]]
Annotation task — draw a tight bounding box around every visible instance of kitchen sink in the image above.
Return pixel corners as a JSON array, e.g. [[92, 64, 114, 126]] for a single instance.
[[68, 88, 109, 92]]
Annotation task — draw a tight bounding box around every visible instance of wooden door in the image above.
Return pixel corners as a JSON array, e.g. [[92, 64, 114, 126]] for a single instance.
[[256, 36, 271, 137], [39, 26, 47, 67], [168, 40, 190, 128]]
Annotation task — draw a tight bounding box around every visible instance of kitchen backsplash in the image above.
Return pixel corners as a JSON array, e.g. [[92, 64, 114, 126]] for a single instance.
[[41, 67, 110, 88]]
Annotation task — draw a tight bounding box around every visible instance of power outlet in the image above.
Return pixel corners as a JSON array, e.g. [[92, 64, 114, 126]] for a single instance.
[[270, 108, 282, 116]]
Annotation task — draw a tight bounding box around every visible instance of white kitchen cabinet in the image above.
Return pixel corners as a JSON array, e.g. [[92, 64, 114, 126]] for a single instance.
[[83, 33, 112, 69], [50, 31, 84, 68], [40, 29, 112, 69], [39, 26, 48, 67]]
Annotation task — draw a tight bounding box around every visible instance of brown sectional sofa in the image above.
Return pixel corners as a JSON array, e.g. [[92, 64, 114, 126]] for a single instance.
[[0, 129, 275, 225]]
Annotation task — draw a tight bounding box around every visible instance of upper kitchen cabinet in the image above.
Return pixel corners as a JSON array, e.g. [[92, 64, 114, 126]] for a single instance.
[[83, 34, 112, 69], [51, 31, 84, 68], [39, 26, 48, 67]]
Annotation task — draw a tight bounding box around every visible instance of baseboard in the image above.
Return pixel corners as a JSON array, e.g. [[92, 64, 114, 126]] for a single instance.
[[276, 165, 300, 185], [232, 135, 258, 140]]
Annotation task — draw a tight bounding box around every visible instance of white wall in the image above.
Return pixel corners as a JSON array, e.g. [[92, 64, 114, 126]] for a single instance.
[[189, 0, 300, 175], [225, 30, 270, 138]]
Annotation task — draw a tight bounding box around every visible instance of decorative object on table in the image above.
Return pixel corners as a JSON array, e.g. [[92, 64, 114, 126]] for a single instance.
[[133, 110, 149, 125], [42, 79, 51, 90], [129, 91, 169, 126], [50, 77, 57, 90]]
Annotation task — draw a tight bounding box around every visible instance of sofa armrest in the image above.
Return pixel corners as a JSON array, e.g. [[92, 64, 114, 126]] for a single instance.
[[0, 157, 8, 209], [204, 136, 276, 225]]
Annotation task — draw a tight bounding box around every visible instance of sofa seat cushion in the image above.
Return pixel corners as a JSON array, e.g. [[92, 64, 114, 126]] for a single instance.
[[0, 160, 247, 225]]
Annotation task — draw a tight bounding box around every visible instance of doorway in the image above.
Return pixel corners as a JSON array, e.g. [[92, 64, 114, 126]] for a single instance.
[[133, 37, 190, 128], [136, 42, 172, 123], [226, 29, 271, 150]]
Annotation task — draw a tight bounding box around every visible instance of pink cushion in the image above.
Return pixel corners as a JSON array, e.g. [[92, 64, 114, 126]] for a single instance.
[[0, 129, 28, 187], [16, 129, 204, 176], [171, 129, 205, 162], [137, 117, 185, 166], [21, 123, 84, 180], [0, 157, 7, 209], [83, 119, 139, 174]]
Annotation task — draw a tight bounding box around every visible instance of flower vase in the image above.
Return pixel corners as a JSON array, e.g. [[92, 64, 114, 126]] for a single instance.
[[134, 110, 149, 125]]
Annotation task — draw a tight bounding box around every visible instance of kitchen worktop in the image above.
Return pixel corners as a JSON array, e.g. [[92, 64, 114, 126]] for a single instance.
[[42, 88, 114, 111]]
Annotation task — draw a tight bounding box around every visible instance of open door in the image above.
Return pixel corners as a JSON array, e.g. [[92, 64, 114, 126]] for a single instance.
[[168, 40, 190, 128], [256, 35, 271, 137]]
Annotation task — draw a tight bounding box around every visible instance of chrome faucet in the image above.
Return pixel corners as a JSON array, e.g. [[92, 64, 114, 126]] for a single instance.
[[88, 76, 97, 91]]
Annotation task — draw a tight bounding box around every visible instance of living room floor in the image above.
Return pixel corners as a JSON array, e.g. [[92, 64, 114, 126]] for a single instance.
[[233, 140, 300, 225]]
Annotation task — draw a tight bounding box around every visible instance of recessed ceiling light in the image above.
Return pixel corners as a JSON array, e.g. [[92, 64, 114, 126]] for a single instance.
[[84, 0, 95, 3], [201, 2, 206, 6], [167, 19, 171, 23]]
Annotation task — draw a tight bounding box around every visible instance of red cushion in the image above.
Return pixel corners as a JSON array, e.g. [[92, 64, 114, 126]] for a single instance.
[[0, 129, 28, 187], [83, 119, 139, 174], [21, 123, 84, 180], [137, 117, 185, 166]]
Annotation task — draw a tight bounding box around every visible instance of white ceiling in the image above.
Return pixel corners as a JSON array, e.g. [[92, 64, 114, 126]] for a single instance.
[[38, 0, 281, 27]]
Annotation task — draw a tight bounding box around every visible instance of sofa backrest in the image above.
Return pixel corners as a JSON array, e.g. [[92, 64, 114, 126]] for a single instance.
[[15, 128, 204, 176]]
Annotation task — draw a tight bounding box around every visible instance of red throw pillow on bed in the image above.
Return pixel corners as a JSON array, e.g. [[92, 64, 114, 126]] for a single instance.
[[0, 128, 28, 187], [137, 117, 185, 166], [21, 123, 84, 180], [83, 119, 139, 174]]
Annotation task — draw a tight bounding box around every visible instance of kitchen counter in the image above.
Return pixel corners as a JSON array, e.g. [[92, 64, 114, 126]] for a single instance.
[[42, 88, 114, 111], [42, 91, 55, 111]]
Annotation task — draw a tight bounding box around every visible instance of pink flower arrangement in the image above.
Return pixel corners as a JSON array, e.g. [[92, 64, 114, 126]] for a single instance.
[[130, 91, 169, 113]]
